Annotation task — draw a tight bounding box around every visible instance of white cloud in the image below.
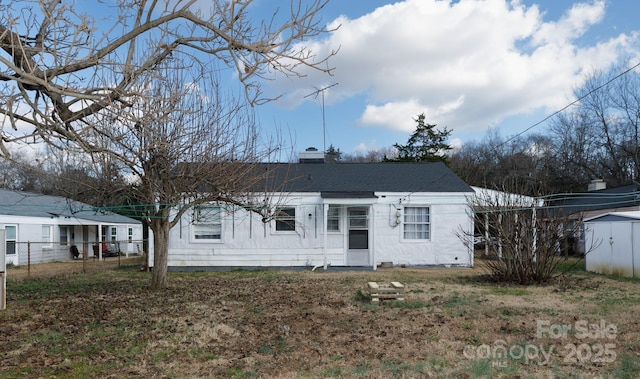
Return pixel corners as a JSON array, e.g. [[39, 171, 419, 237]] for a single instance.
[[359, 96, 465, 132], [449, 138, 464, 153], [352, 141, 379, 154], [268, 0, 639, 135], [531, 1, 605, 46]]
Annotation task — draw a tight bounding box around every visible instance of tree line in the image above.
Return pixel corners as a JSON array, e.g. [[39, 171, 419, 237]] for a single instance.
[[6, 61, 640, 204], [327, 62, 640, 197], [451, 61, 640, 196]]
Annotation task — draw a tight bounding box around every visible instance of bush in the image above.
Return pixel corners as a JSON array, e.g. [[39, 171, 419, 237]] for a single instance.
[[462, 188, 585, 285]]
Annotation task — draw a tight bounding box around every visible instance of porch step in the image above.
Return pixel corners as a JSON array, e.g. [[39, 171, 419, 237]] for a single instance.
[[367, 281, 405, 303]]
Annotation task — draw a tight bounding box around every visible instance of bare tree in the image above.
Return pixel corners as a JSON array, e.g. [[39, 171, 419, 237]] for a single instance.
[[0, 144, 134, 211], [435, 62, 640, 194], [87, 56, 284, 288], [549, 61, 640, 187], [460, 185, 586, 285], [449, 130, 558, 196], [341, 147, 397, 163], [0, 0, 334, 289], [547, 111, 601, 189], [0, 1, 335, 289], [0, 0, 336, 152], [0, 150, 45, 190], [0, 1, 335, 154]]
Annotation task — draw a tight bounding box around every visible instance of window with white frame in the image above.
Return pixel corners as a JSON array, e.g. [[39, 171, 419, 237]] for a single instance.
[[59, 226, 68, 245], [348, 208, 368, 229], [128, 227, 133, 243], [193, 206, 222, 240], [403, 207, 430, 240], [42, 225, 53, 247], [275, 207, 296, 232], [327, 205, 340, 232], [6, 225, 16, 255], [110, 227, 117, 242]]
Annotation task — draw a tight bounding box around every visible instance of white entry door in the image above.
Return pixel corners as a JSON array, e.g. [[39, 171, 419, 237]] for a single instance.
[[347, 207, 369, 266]]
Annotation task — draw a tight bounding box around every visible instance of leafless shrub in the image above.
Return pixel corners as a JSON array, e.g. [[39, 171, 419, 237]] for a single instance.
[[461, 186, 588, 284]]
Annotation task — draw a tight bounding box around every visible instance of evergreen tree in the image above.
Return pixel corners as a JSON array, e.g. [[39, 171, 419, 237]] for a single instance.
[[388, 114, 452, 163], [325, 145, 342, 163]]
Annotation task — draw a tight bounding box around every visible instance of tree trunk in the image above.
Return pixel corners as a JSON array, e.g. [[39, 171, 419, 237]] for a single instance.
[[150, 219, 170, 290]]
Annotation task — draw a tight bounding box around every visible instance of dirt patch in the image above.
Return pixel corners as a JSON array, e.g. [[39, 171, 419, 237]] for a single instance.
[[1, 260, 639, 378]]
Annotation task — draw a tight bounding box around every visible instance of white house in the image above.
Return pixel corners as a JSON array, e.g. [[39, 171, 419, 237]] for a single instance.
[[584, 211, 640, 278], [0, 188, 144, 265], [159, 152, 475, 270]]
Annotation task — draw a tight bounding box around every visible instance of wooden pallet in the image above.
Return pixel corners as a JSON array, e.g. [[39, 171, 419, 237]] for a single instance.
[[367, 281, 405, 302]]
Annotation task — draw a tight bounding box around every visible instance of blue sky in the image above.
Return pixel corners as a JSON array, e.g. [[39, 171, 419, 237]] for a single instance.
[[240, 0, 640, 156], [6, 1, 640, 159]]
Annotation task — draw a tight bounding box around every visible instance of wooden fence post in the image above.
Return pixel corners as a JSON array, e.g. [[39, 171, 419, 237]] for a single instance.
[[1, 228, 6, 311], [27, 242, 31, 278]]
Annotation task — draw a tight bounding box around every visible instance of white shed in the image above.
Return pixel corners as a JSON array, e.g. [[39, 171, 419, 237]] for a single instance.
[[584, 211, 640, 278]]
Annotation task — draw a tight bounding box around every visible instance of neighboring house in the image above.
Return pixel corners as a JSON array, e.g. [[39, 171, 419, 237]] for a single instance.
[[158, 151, 475, 270], [0, 189, 144, 266], [545, 180, 640, 255], [548, 180, 640, 220], [584, 211, 640, 278]]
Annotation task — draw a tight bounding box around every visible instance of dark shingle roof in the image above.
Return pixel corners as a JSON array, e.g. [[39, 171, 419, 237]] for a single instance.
[[546, 183, 640, 215], [256, 162, 473, 193], [0, 188, 140, 224]]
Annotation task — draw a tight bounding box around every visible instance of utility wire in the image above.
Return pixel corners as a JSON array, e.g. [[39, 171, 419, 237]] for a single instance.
[[499, 60, 640, 147], [6, 189, 640, 217]]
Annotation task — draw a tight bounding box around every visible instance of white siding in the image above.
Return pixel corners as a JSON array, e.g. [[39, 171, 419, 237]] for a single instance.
[[0, 214, 143, 264], [372, 193, 472, 267], [162, 191, 473, 269]]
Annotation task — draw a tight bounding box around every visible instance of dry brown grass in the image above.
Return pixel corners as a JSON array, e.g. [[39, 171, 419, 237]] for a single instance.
[[1, 259, 639, 378]]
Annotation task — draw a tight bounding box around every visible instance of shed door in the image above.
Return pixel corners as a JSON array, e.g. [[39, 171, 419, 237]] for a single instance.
[[586, 221, 611, 275], [609, 222, 633, 277]]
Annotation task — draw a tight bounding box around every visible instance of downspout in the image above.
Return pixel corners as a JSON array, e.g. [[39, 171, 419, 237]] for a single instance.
[[469, 207, 474, 267], [633, 222, 637, 278], [371, 204, 376, 271], [323, 203, 328, 270]]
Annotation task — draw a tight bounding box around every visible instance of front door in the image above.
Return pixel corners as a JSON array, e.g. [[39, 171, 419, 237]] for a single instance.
[[347, 207, 369, 265]]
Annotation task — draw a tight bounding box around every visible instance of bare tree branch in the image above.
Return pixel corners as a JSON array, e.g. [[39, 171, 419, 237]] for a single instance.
[[0, 0, 336, 155]]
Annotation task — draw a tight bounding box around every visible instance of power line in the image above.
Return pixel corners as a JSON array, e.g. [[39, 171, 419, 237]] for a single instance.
[[500, 61, 640, 147]]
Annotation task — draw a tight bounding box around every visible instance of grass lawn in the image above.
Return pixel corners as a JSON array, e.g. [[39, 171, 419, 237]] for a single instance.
[[1, 259, 639, 378]]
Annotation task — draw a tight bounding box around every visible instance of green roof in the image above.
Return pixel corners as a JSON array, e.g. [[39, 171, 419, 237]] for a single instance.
[[0, 188, 140, 224]]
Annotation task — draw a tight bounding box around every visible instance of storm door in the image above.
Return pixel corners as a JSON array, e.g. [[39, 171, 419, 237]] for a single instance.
[[347, 207, 369, 265]]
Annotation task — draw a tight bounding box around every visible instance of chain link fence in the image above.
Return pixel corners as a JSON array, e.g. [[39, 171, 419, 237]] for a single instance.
[[6, 240, 147, 267]]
